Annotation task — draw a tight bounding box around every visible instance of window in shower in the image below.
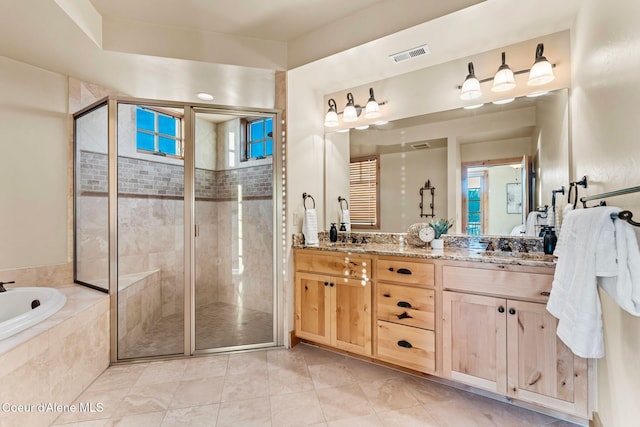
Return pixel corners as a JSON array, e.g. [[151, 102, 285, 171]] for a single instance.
[[244, 117, 273, 160], [136, 107, 183, 158]]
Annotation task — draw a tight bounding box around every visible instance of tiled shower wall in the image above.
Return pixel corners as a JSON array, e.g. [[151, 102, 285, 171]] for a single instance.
[[77, 151, 273, 314]]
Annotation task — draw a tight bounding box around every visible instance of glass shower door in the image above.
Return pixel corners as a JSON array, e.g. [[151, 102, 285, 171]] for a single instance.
[[116, 102, 185, 359], [193, 110, 275, 351]]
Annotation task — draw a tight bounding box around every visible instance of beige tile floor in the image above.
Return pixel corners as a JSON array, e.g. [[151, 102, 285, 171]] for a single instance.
[[51, 343, 584, 427]]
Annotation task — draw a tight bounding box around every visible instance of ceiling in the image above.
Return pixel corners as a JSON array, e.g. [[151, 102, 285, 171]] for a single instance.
[[0, 0, 581, 106], [89, 0, 386, 42]]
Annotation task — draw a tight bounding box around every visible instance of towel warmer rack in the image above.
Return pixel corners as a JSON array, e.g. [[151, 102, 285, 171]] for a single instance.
[[580, 185, 640, 227], [302, 192, 315, 210]]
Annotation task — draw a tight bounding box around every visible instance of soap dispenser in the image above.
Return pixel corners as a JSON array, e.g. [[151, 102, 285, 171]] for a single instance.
[[339, 222, 346, 231], [542, 226, 557, 254], [329, 223, 338, 242]]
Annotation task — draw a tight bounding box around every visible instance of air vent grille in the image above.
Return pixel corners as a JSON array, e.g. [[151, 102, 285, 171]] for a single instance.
[[390, 44, 430, 63], [411, 142, 431, 150]]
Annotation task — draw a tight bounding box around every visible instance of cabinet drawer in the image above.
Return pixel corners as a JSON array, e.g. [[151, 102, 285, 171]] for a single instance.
[[376, 259, 434, 287], [443, 266, 552, 302], [376, 320, 435, 373], [377, 283, 434, 330], [295, 251, 371, 280]]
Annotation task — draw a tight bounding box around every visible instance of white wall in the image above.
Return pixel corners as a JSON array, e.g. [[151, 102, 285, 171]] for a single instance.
[[380, 148, 448, 232], [486, 165, 523, 235], [572, 1, 640, 425], [0, 56, 68, 269]]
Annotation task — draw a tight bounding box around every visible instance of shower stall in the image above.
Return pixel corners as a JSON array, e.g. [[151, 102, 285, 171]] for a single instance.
[[73, 97, 283, 361]]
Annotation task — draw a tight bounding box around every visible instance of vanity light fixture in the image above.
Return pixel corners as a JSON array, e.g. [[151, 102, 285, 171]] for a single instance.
[[343, 93, 358, 122], [463, 103, 484, 110], [528, 43, 555, 86], [364, 88, 381, 119], [355, 124, 370, 130], [459, 43, 556, 101], [491, 52, 515, 92], [324, 98, 339, 127], [460, 62, 481, 100], [323, 88, 387, 128], [526, 90, 549, 98]]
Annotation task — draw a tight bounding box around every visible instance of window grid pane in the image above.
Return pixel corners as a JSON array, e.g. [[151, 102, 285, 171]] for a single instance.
[[246, 118, 273, 160], [136, 107, 182, 157], [349, 157, 378, 227]]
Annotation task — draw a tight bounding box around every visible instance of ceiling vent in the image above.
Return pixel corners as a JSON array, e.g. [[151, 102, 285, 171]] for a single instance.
[[411, 142, 431, 150], [389, 44, 430, 64]]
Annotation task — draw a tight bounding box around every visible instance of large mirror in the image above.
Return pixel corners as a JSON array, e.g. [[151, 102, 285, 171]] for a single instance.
[[324, 88, 569, 236]]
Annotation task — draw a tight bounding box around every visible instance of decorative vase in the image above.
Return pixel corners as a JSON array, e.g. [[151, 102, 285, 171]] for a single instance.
[[431, 238, 444, 249]]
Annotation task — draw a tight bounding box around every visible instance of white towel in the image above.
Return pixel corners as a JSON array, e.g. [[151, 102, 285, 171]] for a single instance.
[[546, 206, 620, 358], [341, 209, 351, 232], [599, 218, 640, 315], [524, 211, 541, 236], [302, 208, 319, 245], [556, 203, 574, 235]]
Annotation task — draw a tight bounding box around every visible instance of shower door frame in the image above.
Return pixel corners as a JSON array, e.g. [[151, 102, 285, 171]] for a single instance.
[[73, 96, 284, 363]]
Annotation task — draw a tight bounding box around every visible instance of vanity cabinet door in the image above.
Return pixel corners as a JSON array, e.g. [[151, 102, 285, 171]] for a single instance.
[[294, 271, 372, 356], [506, 300, 588, 417], [442, 291, 508, 394], [332, 277, 372, 356], [295, 272, 332, 345]]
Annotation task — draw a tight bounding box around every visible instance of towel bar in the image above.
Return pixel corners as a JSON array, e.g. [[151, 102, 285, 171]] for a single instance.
[[302, 192, 315, 209]]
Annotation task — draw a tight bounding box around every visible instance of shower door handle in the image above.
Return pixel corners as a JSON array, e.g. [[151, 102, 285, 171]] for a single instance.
[[195, 224, 200, 237]]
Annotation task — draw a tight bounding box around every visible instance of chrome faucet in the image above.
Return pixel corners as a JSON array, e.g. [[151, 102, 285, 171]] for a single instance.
[[0, 281, 15, 293]]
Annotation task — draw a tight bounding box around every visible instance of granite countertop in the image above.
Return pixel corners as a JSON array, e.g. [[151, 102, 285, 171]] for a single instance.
[[293, 241, 557, 268]]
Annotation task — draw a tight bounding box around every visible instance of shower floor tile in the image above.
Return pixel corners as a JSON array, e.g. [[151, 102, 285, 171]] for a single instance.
[[119, 302, 273, 359]]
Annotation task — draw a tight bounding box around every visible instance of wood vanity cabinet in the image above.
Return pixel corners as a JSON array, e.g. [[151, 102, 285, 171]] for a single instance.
[[294, 250, 372, 356], [375, 257, 436, 373], [441, 264, 589, 418]]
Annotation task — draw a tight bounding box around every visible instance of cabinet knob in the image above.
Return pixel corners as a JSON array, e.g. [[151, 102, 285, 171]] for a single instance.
[[383, 293, 391, 298], [388, 267, 394, 272], [540, 291, 550, 297], [509, 308, 516, 315], [498, 306, 505, 313], [324, 282, 329, 287], [397, 340, 413, 349], [397, 301, 412, 309], [329, 282, 335, 287]]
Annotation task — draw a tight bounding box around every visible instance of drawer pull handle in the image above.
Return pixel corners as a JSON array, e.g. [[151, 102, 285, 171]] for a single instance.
[[498, 306, 505, 313], [397, 268, 412, 275], [383, 293, 391, 298], [540, 291, 550, 296], [397, 311, 413, 320], [397, 340, 413, 349], [509, 308, 516, 315], [397, 301, 412, 309]]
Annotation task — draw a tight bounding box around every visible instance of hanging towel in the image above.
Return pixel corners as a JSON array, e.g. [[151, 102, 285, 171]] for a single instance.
[[524, 211, 541, 236], [341, 209, 351, 232], [546, 206, 620, 358], [302, 208, 319, 245], [599, 217, 640, 315], [556, 203, 574, 235]]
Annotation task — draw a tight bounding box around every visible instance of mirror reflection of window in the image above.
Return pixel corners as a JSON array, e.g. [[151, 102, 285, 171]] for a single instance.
[[349, 156, 379, 229], [467, 174, 485, 235]]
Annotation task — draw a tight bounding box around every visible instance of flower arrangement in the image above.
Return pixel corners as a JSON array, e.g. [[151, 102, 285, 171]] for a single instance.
[[429, 218, 454, 239]]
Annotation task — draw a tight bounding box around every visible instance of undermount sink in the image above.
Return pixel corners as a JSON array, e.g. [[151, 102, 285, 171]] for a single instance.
[[476, 251, 556, 262]]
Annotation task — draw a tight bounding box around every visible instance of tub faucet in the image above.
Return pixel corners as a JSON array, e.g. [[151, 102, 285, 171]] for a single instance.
[[0, 281, 15, 292]]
